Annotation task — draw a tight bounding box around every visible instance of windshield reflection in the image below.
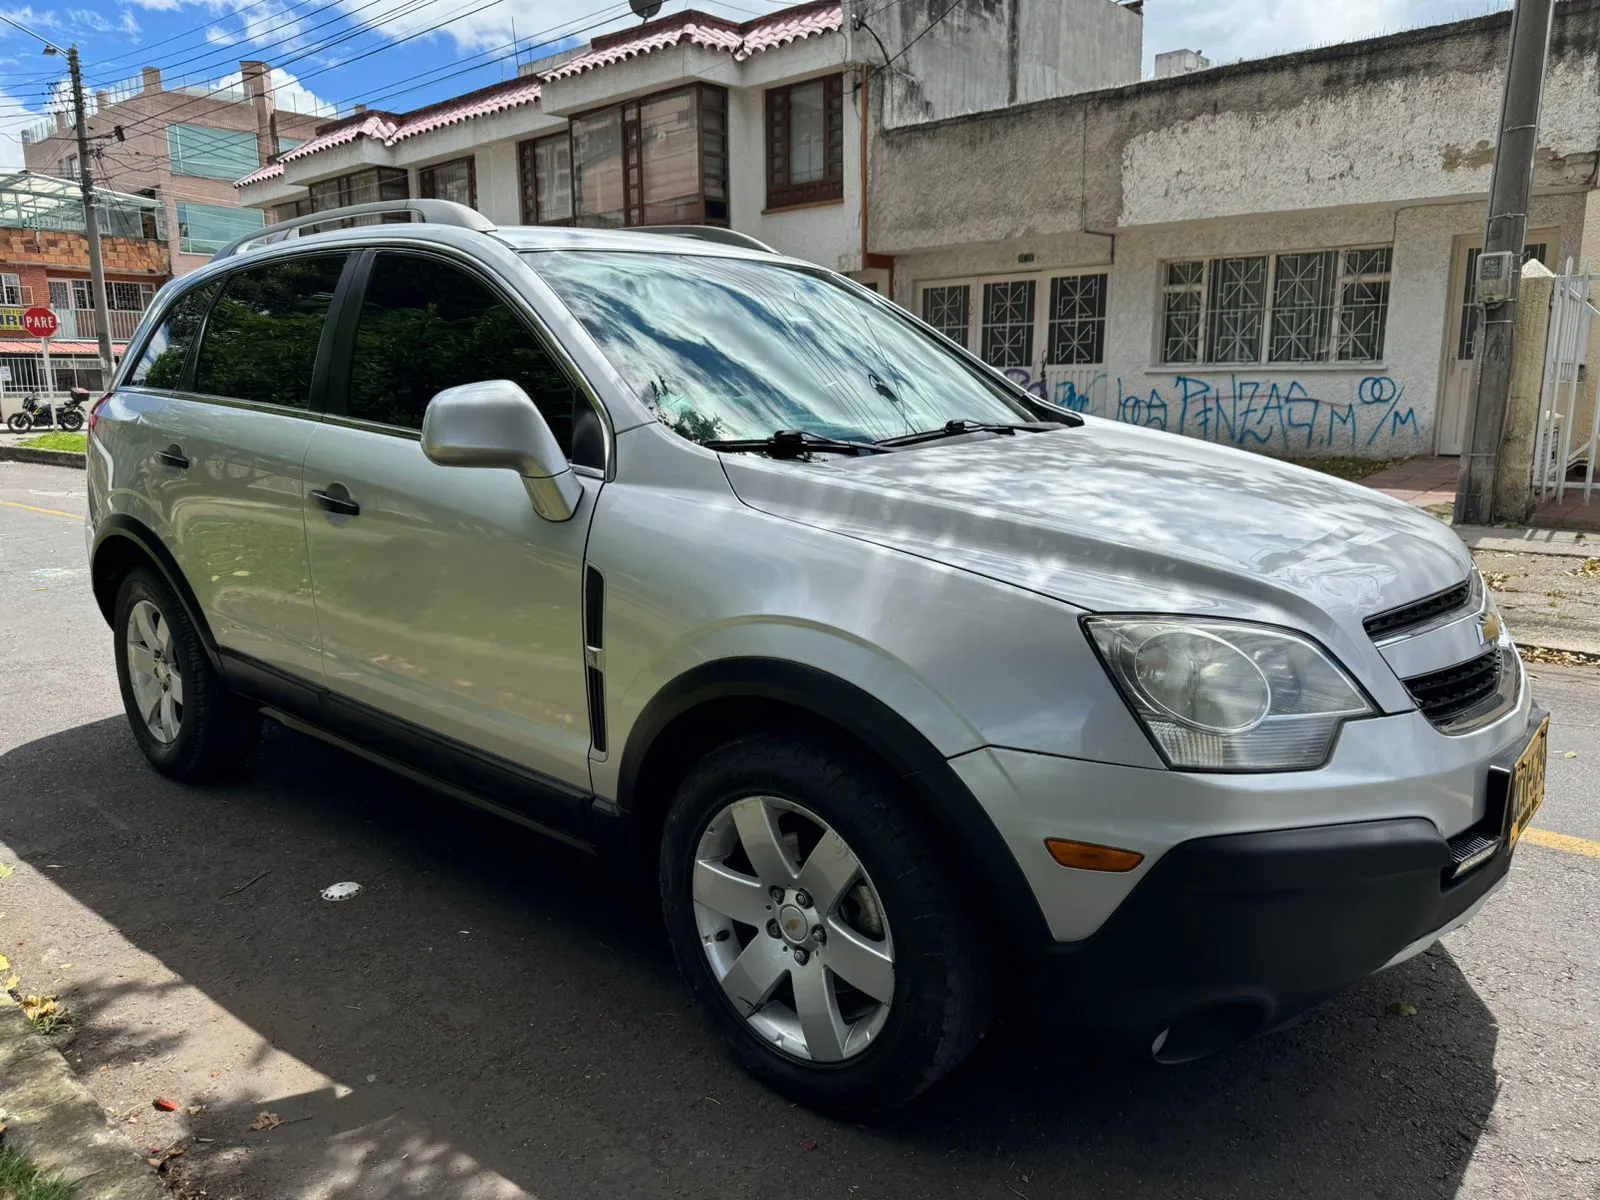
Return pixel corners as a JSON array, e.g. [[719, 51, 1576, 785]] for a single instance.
[[528, 250, 1032, 445]]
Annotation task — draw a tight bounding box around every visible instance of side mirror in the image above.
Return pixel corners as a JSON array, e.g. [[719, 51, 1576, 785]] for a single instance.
[[421, 380, 583, 522]]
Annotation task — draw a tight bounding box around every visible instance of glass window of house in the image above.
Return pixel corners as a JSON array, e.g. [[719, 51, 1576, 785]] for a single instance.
[[766, 75, 844, 208], [520, 134, 573, 224], [572, 109, 625, 228], [641, 89, 699, 225], [419, 157, 477, 209]]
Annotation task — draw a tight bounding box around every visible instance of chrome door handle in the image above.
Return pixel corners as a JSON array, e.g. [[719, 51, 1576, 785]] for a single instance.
[[310, 487, 360, 517], [156, 445, 189, 469]]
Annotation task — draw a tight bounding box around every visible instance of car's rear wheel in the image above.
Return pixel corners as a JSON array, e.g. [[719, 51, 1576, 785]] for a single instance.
[[660, 731, 992, 1115], [113, 567, 259, 781]]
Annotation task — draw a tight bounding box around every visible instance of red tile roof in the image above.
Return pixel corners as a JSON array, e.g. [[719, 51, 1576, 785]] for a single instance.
[[234, 2, 842, 188], [389, 76, 543, 142], [544, 2, 841, 79]]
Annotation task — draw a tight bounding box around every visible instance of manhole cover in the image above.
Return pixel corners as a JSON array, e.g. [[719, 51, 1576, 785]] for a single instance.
[[321, 881, 362, 901]]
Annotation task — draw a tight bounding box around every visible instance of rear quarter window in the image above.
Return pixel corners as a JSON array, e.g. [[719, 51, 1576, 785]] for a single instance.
[[126, 281, 220, 390]]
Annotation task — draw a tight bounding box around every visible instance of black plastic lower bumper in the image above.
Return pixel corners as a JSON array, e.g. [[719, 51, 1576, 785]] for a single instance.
[[1027, 813, 1515, 1058]]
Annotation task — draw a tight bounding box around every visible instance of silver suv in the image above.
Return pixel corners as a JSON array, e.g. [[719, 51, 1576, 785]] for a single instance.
[[85, 200, 1547, 1114]]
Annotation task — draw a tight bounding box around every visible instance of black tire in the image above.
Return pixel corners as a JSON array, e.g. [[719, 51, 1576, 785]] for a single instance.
[[113, 567, 260, 781], [57, 409, 83, 432], [6, 413, 30, 433], [660, 731, 993, 1116]]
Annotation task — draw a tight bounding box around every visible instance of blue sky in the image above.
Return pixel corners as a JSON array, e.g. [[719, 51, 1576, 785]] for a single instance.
[[0, 0, 1514, 173]]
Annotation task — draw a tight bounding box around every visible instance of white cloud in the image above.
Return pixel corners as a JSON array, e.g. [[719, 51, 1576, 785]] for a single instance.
[[1143, 0, 1513, 73], [210, 65, 337, 117], [0, 87, 46, 171], [204, 23, 229, 45], [0, 5, 63, 31], [68, 6, 141, 37]]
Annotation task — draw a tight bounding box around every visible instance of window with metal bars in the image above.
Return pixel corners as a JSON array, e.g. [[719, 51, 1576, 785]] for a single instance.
[[1047, 274, 1106, 365], [982, 280, 1035, 368], [921, 284, 970, 345], [765, 75, 844, 209], [1161, 248, 1392, 365]]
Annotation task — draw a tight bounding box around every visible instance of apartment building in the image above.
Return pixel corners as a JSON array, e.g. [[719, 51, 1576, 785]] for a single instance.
[[23, 61, 328, 278], [1, 170, 168, 405]]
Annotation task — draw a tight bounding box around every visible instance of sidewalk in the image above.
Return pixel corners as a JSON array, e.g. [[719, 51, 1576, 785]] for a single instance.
[[1361, 456, 1600, 656], [1362, 455, 1600, 532]]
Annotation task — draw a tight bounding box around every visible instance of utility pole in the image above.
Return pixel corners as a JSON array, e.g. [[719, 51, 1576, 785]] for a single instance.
[[68, 45, 117, 384], [1455, 0, 1557, 525]]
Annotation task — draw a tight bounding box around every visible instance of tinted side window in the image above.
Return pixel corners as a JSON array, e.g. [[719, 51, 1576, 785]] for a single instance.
[[128, 281, 219, 390], [347, 253, 592, 462], [193, 255, 346, 409]]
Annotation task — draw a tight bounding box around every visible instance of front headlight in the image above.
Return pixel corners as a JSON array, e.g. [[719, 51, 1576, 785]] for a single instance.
[[1085, 616, 1375, 772]]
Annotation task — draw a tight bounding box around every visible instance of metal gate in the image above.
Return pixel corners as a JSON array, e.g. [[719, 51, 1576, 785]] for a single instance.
[[1534, 260, 1600, 504]]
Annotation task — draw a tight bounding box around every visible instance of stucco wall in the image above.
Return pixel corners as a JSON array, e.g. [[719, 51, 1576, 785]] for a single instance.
[[897, 195, 1588, 459], [870, 0, 1600, 252], [855, 0, 1141, 130]]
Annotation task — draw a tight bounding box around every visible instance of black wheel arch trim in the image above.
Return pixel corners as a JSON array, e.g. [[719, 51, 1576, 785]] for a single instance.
[[616, 657, 1053, 945], [90, 515, 223, 673]]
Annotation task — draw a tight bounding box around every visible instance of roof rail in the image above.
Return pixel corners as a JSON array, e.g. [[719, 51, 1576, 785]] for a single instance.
[[639, 225, 777, 254], [213, 199, 497, 260]]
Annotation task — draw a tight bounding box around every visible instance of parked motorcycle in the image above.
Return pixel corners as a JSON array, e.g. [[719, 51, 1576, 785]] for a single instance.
[[6, 388, 86, 434]]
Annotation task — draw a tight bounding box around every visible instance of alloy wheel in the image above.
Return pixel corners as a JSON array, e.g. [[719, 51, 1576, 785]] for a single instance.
[[126, 599, 183, 744], [692, 795, 895, 1062]]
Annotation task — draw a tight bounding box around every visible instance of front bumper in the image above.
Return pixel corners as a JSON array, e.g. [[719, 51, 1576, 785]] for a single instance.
[[1023, 813, 1511, 1057], [951, 695, 1542, 1053]]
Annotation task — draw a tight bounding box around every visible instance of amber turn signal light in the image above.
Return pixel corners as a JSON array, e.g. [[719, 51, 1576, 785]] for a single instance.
[[1044, 838, 1144, 872]]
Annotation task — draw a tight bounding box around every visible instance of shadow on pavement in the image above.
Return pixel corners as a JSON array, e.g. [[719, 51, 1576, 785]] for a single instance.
[[0, 716, 1500, 1200]]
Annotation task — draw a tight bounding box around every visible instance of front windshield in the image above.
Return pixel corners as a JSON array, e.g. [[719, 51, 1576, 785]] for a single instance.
[[528, 250, 1033, 445]]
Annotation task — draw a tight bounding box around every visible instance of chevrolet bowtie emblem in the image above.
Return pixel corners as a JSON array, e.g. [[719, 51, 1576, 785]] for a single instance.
[[1480, 609, 1501, 646]]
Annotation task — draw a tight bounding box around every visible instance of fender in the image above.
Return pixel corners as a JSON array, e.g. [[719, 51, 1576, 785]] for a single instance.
[[618, 657, 1053, 945], [90, 515, 223, 673]]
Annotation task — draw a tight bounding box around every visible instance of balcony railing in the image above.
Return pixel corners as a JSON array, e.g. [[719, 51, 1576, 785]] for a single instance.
[[0, 305, 146, 342]]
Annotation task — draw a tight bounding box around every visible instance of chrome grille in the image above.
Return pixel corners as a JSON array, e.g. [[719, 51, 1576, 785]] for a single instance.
[[1364, 579, 1473, 641]]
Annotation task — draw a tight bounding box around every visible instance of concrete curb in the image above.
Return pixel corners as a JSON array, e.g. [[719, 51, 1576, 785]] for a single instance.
[[0, 994, 168, 1199], [1455, 524, 1596, 556], [0, 445, 85, 469]]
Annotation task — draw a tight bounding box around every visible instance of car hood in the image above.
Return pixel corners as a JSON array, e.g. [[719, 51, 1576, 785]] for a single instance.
[[720, 417, 1473, 646]]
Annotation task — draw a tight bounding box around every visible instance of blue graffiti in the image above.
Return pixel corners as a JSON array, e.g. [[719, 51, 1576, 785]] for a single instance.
[[1002, 366, 1047, 399], [1112, 374, 1420, 451]]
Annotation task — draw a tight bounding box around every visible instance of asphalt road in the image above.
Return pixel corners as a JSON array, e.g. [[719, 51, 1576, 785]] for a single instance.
[[1, 460, 1597, 1200]]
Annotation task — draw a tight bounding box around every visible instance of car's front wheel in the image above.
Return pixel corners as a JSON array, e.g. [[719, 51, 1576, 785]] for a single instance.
[[113, 567, 260, 781], [660, 732, 992, 1115]]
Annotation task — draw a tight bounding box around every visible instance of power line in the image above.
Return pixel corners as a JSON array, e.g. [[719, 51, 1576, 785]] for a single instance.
[[82, 0, 331, 77], [871, 0, 962, 77], [86, 0, 447, 92], [89, 0, 478, 143]]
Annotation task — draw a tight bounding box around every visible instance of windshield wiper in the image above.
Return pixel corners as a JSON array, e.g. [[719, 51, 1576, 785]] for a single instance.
[[875, 419, 1041, 448], [703, 429, 890, 459]]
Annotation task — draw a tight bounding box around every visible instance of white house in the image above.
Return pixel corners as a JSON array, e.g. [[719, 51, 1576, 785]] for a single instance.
[[234, 0, 1142, 292], [236, 0, 1600, 465]]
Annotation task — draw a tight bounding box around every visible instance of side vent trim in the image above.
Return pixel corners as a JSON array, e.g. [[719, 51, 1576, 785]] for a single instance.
[[584, 565, 607, 754]]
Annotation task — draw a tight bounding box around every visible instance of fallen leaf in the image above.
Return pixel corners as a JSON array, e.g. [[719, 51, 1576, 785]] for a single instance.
[[0, 864, 13, 880], [153, 1098, 178, 1112], [249, 1111, 281, 1132], [1386, 1001, 1418, 1017], [802, 1140, 818, 1151], [1564, 751, 1578, 759], [58, 963, 71, 969], [0, 954, 8, 971], [3, 975, 15, 992]]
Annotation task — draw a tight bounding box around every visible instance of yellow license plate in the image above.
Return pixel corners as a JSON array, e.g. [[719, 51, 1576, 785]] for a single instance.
[[1506, 717, 1549, 849]]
